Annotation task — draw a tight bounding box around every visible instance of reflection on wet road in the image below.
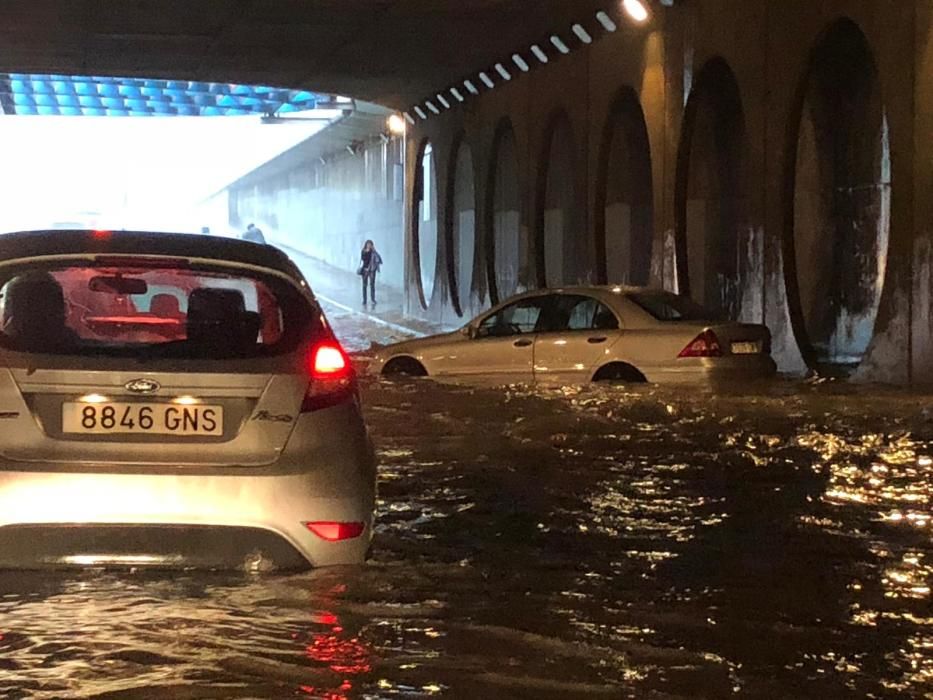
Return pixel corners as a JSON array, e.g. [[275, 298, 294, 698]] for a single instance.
[[0, 302, 930, 697]]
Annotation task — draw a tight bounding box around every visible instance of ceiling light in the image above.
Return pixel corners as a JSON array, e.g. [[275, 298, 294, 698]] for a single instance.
[[572, 24, 593, 43], [450, 87, 464, 102], [464, 79, 479, 95], [436, 94, 450, 109], [531, 45, 549, 63], [426, 100, 440, 114], [550, 35, 570, 54], [387, 113, 407, 134], [512, 54, 530, 72], [623, 0, 650, 22], [479, 72, 495, 88], [414, 106, 427, 120], [495, 63, 512, 80], [596, 11, 618, 31], [404, 112, 416, 124]]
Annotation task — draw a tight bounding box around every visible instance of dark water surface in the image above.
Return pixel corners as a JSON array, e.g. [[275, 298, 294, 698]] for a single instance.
[[0, 379, 930, 698]]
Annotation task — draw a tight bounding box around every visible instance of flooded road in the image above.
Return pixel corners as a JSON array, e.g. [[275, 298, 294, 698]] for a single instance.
[[0, 307, 930, 698]]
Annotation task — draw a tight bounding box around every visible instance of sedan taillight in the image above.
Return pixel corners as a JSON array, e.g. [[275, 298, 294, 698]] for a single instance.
[[302, 340, 355, 411], [678, 330, 722, 358]]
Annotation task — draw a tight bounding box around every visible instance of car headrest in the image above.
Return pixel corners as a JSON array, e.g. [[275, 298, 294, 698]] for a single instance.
[[150, 293, 182, 318]]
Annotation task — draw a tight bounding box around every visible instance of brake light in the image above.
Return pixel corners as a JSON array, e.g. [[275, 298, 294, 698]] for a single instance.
[[305, 521, 365, 541], [303, 340, 355, 411], [678, 329, 722, 358], [313, 344, 348, 376]]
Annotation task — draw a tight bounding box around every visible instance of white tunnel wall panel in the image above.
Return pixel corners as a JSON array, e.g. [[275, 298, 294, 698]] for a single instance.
[[491, 126, 523, 302], [451, 140, 476, 315]]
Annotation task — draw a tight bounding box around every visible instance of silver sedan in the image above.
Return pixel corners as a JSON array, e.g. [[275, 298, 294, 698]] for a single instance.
[[372, 286, 776, 386], [0, 230, 375, 570]]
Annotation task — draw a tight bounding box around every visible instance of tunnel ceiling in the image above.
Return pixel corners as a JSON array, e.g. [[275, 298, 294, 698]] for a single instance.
[[0, 0, 611, 110]]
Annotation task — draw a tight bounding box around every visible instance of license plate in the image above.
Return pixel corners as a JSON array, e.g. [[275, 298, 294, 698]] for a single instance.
[[730, 342, 760, 355], [62, 402, 223, 436]]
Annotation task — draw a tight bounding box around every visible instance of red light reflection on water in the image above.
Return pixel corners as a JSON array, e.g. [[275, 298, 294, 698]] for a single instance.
[[298, 609, 373, 699]]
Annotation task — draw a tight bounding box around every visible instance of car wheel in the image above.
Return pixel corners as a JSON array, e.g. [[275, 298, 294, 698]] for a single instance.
[[592, 362, 646, 384], [382, 356, 428, 378]]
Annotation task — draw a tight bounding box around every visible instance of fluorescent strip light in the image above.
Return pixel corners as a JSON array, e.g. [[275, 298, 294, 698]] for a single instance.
[[572, 24, 593, 43], [596, 11, 617, 31], [531, 45, 549, 63], [550, 35, 570, 54], [512, 54, 530, 72], [479, 72, 495, 88], [495, 63, 512, 80]]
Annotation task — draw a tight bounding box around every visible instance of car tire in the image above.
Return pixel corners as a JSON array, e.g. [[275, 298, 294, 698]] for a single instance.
[[382, 356, 428, 378], [592, 362, 647, 384]]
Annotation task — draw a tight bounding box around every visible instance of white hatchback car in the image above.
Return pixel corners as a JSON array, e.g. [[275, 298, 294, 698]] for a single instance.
[[0, 230, 375, 570], [372, 286, 776, 385]]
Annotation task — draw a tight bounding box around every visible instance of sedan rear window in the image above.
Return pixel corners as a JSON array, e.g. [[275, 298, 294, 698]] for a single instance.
[[627, 291, 720, 322], [0, 258, 316, 358]]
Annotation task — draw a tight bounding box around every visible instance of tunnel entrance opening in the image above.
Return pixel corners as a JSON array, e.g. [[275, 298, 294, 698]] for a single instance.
[[486, 123, 524, 304], [413, 140, 439, 309], [596, 88, 654, 286], [785, 19, 889, 371], [675, 58, 748, 320], [538, 112, 591, 288], [448, 138, 475, 316]]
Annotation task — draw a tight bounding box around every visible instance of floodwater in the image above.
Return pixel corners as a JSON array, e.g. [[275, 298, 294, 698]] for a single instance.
[[0, 307, 930, 698]]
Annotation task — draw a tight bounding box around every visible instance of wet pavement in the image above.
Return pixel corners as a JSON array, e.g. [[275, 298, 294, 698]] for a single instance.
[[0, 306, 931, 698]]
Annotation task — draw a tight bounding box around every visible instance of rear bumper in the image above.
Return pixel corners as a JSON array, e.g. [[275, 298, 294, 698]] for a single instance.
[[645, 355, 778, 385], [0, 467, 374, 570]]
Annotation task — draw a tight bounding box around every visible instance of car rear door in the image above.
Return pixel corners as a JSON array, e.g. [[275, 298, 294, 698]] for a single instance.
[[0, 254, 320, 468], [532, 294, 621, 385]]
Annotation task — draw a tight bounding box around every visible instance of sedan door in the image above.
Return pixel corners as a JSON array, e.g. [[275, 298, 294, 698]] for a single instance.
[[438, 296, 549, 384], [532, 294, 621, 385]]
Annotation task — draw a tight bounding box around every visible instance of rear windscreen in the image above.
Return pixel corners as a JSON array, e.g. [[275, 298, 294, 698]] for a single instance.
[[627, 291, 720, 322], [0, 258, 317, 358]]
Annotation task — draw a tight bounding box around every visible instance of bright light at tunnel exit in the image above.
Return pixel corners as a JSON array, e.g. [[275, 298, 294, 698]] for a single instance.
[[387, 114, 407, 135], [623, 0, 650, 23]]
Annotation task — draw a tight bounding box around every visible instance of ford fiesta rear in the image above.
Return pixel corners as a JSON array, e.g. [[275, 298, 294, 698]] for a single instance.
[[0, 230, 375, 571]]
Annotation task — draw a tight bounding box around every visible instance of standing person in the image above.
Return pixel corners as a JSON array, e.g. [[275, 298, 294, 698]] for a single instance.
[[242, 223, 266, 244], [358, 239, 383, 307]]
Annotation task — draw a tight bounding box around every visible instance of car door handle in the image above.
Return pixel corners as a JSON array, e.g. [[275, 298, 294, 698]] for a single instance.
[[587, 337, 607, 344], [513, 338, 533, 347]]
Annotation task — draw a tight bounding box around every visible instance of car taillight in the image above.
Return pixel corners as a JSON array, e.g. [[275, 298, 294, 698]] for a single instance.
[[678, 329, 722, 358], [302, 340, 355, 411], [305, 521, 365, 541]]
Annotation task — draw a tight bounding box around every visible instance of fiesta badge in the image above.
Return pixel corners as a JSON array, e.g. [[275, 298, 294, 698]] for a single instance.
[[125, 378, 161, 394]]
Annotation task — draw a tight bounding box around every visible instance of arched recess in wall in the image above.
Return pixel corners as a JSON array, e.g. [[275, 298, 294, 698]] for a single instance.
[[446, 134, 476, 316], [412, 139, 439, 309], [596, 87, 654, 285], [485, 120, 524, 304], [675, 57, 749, 319], [784, 18, 889, 370], [537, 111, 591, 287]]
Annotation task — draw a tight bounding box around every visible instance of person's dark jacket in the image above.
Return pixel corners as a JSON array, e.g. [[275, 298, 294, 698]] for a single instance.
[[360, 249, 383, 274]]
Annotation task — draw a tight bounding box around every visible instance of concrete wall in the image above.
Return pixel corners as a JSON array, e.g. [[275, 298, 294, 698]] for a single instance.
[[227, 136, 406, 291], [399, 0, 928, 383]]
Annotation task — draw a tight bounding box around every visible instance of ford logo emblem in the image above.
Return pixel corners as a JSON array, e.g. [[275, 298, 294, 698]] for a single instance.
[[125, 378, 161, 394]]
